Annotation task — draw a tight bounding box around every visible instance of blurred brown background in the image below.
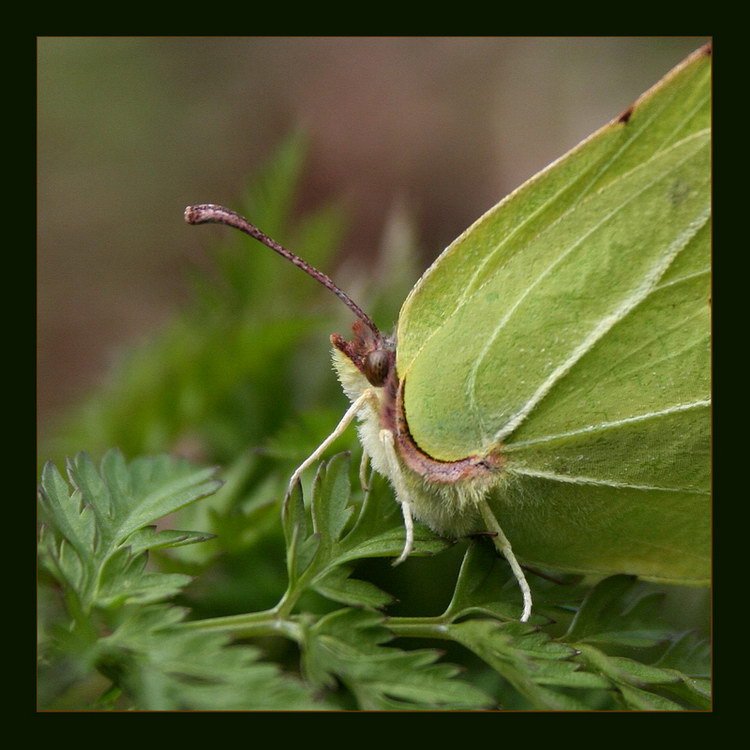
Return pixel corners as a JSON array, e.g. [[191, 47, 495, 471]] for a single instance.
[[37, 36, 707, 443]]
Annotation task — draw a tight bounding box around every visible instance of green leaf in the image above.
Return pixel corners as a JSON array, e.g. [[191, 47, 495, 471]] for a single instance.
[[282, 481, 320, 587], [38, 450, 324, 711], [444, 538, 539, 621], [335, 472, 451, 563], [97, 550, 193, 607], [124, 527, 214, 557], [655, 630, 711, 676], [310, 452, 354, 545], [576, 645, 697, 710], [38, 460, 96, 564], [281, 455, 450, 612], [302, 609, 493, 710], [282, 479, 307, 550], [446, 619, 595, 710], [565, 575, 673, 647], [617, 684, 685, 711], [38, 450, 222, 613], [115, 455, 222, 538], [578, 648, 681, 687], [312, 565, 394, 609], [97, 606, 328, 711]]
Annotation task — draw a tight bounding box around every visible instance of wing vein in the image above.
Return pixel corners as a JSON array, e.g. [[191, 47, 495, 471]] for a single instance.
[[655, 266, 709, 291], [505, 399, 710, 449], [577, 84, 709, 205], [507, 465, 710, 494], [492, 206, 709, 443], [515, 306, 709, 423]]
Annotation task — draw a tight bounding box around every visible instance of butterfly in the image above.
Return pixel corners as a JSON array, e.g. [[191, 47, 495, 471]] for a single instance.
[[185, 44, 711, 621]]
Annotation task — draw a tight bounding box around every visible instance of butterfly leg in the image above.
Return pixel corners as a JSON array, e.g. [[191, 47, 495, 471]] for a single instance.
[[287, 391, 372, 495], [478, 500, 533, 622], [359, 450, 371, 493], [379, 428, 415, 565]]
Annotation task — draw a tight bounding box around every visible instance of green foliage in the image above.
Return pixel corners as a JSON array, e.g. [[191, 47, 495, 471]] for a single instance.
[[38, 450, 220, 612], [37, 450, 325, 710], [38, 134, 709, 711], [38, 450, 709, 710]]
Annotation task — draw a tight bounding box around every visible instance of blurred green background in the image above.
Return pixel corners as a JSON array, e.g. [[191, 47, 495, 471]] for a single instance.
[[37, 36, 707, 444]]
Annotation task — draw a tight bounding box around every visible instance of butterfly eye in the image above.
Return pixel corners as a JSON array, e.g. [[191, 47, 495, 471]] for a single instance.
[[363, 349, 391, 387]]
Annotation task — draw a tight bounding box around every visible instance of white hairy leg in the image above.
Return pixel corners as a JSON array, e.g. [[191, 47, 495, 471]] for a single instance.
[[379, 428, 415, 566], [478, 500, 533, 622], [287, 391, 372, 494]]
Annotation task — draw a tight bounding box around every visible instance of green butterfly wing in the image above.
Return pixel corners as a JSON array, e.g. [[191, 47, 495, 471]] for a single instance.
[[396, 48, 710, 582]]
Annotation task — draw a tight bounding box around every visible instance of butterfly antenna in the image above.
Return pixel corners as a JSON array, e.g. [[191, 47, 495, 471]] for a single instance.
[[185, 203, 381, 338]]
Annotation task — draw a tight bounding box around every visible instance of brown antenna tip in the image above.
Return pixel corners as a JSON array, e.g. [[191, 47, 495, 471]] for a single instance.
[[184, 203, 381, 339]]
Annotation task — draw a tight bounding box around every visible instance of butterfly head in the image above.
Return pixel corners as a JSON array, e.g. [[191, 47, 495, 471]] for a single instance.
[[331, 320, 396, 388], [184, 203, 397, 389]]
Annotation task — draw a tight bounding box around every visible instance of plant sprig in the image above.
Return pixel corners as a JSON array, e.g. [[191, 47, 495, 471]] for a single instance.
[[38, 450, 710, 710]]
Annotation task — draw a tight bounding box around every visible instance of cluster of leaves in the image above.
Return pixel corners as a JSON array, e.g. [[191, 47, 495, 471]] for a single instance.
[[37, 451, 324, 709], [38, 138, 710, 711], [38, 449, 710, 710]]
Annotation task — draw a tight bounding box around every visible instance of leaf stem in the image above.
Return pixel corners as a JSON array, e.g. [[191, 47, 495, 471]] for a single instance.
[[178, 609, 455, 646], [384, 616, 453, 641], [178, 607, 303, 643]]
